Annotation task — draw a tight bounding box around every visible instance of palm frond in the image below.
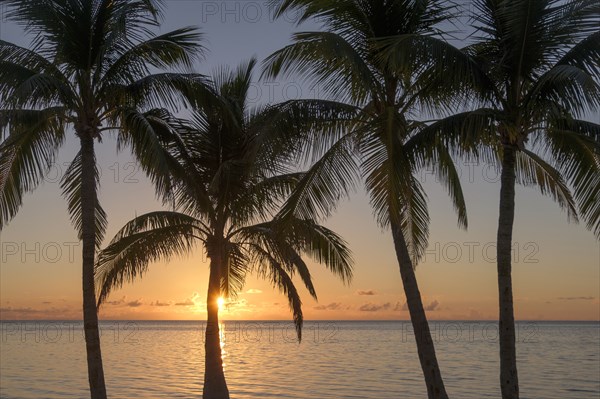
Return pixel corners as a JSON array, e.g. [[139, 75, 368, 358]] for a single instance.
[[221, 241, 248, 298], [516, 149, 578, 221], [262, 31, 377, 104], [253, 99, 359, 172], [238, 222, 318, 300], [429, 144, 468, 229], [280, 218, 354, 283], [0, 39, 66, 82], [543, 118, 600, 237], [556, 30, 600, 80], [400, 175, 430, 264], [0, 0, 68, 51], [408, 109, 501, 160], [0, 61, 74, 109], [105, 73, 211, 112], [277, 132, 360, 221], [525, 64, 600, 116], [95, 211, 203, 305], [60, 150, 107, 249], [97, 27, 205, 90], [376, 34, 497, 103], [214, 58, 257, 113], [111, 107, 182, 199], [229, 172, 305, 226], [250, 244, 304, 341], [0, 108, 66, 229]]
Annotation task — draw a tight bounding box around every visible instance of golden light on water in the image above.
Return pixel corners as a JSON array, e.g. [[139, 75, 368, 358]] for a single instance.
[[217, 297, 227, 368], [219, 321, 226, 369]]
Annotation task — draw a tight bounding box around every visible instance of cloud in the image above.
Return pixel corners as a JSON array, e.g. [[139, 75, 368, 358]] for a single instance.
[[104, 296, 144, 307], [395, 300, 440, 312], [0, 306, 79, 319], [106, 296, 126, 306], [151, 301, 171, 307], [223, 298, 252, 312], [359, 302, 391, 312], [557, 296, 595, 301], [246, 289, 263, 294], [174, 292, 202, 307], [1, 306, 41, 314], [357, 290, 376, 296], [175, 299, 195, 306], [424, 300, 440, 311], [42, 301, 52, 305], [314, 302, 343, 311], [126, 299, 143, 307]]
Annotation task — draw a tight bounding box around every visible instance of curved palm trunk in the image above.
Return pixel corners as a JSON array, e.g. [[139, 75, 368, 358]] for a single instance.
[[79, 133, 108, 399], [497, 146, 519, 399], [391, 220, 448, 399], [203, 257, 230, 399]]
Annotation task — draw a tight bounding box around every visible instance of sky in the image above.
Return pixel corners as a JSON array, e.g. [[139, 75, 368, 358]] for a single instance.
[[0, 1, 598, 322]]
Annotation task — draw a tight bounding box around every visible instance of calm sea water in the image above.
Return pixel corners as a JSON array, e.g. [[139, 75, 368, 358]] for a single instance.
[[0, 321, 598, 398]]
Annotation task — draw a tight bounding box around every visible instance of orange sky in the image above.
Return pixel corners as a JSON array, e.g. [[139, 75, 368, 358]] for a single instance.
[[0, 2, 599, 322], [1, 142, 598, 321]]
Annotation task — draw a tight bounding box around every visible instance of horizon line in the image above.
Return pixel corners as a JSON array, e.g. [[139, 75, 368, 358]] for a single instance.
[[1, 319, 599, 322]]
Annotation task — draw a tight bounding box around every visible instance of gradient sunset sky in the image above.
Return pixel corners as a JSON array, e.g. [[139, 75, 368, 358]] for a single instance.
[[0, 1, 598, 322]]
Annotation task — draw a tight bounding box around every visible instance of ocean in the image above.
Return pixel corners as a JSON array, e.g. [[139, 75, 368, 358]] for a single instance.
[[0, 320, 598, 398]]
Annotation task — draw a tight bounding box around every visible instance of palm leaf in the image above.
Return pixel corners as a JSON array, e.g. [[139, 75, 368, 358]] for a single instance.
[[60, 150, 108, 249], [543, 118, 600, 237], [220, 241, 248, 298], [262, 31, 378, 104], [0, 108, 66, 229], [97, 27, 205, 90], [556, 30, 600, 80], [250, 244, 304, 341], [516, 149, 578, 221], [278, 132, 360, 221], [280, 218, 354, 283], [95, 211, 203, 305]]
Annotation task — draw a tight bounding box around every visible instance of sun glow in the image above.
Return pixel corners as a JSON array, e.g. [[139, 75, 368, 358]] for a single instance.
[[217, 296, 225, 311]]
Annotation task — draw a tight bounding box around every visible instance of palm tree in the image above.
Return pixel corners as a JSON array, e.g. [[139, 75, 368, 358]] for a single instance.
[[94, 59, 354, 399], [263, 1, 474, 397], [463, 2, 598, 397], [0, 1, 207, 398], [380, 1, 600, 397]]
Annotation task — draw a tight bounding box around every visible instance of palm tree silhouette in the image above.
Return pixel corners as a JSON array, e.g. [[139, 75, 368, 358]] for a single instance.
[[0, 1, 206, 397], [263, 1, 474, 397], [95, 59, 354, 399], [383, 1, 600, 397], [461, 2, 598, 397]]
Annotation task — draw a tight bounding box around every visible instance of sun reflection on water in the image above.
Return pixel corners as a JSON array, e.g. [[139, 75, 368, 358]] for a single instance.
[[219, 321, 226, 369]]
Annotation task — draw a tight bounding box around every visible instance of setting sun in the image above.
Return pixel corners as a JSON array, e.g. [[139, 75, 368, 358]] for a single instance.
[[217, 297, 226, 311]]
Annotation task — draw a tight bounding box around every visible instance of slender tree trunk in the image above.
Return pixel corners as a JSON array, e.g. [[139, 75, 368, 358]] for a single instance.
[[497, 145, 519, 399], [391, 220, 448, 399], [79, 133, 107, 399], [203, 256, 230, 399]]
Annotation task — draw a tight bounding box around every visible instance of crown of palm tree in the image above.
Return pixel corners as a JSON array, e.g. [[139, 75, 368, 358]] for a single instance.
[[392, 0, 600, 237], [95, 59, 353, 340], [263, 0, 470, 262], [0, 0, 209, 245]]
